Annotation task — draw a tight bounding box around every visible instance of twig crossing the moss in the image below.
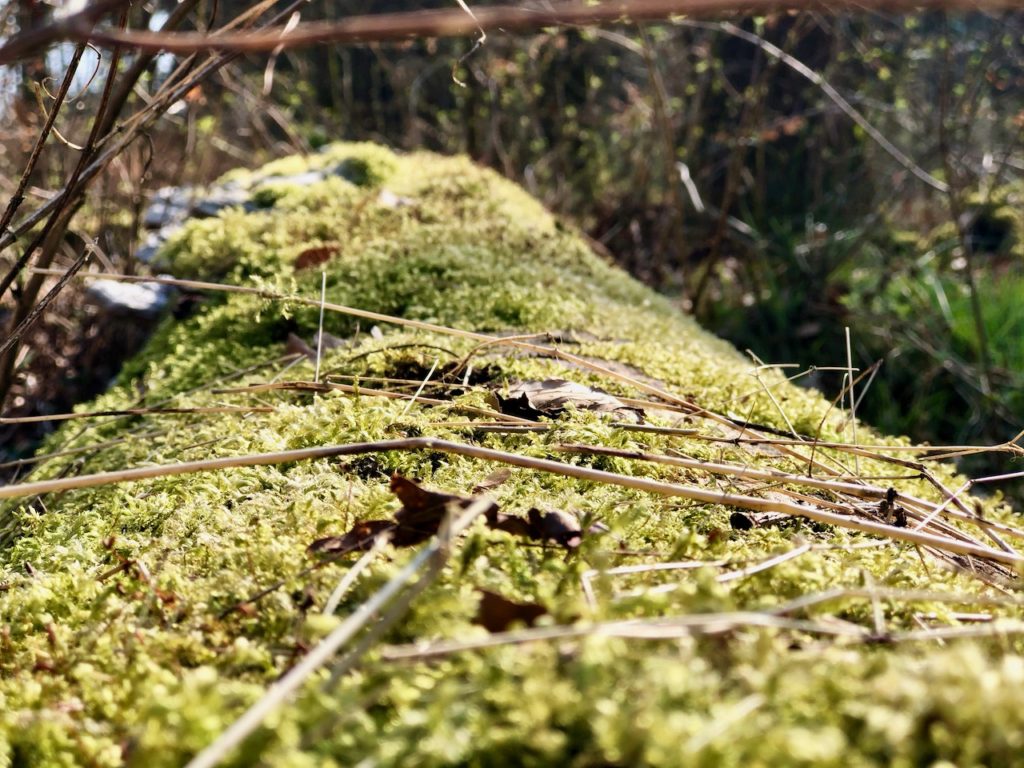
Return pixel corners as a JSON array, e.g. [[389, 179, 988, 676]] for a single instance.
[[1, 437, 1020, 568]]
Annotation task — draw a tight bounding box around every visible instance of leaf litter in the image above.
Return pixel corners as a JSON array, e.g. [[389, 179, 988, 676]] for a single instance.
[[494, 379, 645, 423], [310, 474, 586, 558]]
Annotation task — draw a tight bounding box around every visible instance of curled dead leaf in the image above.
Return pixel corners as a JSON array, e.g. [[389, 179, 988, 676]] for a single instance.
[[308, 519, 393, 555], [390, 474, 490, 546], [472, 467, 512, 494], [294, 243, 340, 270], [495, 379, 643, 423], [309, 475, 498, 555], [485, 506, 583, 550], [475, 589, 548, 632], [729, 511, 790, 531], [285, 333, 315, 359], [528, 507, 583, 549], [485, 508, 533, 539], [285, 331, 347, 361]]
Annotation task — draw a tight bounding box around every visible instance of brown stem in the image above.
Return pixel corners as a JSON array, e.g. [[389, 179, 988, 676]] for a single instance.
[[637, 23, 686, 283], [937, 14, 992, 395], [0, 436, 1018, 567], [0, 8, 130, 408], [2, 0, 1018, 62], [0, 41, 87, 289]]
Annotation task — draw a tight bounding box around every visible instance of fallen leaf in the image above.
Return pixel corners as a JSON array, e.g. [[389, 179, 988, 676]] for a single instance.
[[496, 379, 643, 423], [310, 475, 497, 555], [475, 589, 548, 632], [285, 331, 347, 361], [485, 508, 533, 539], [285, 333, 315, 359], [528, 507, 583, 549], [316, 331, 347, 351], [472, 468, 512, 494], [390, 474, 482, 546], [308, 519, 393, 555], [485, 506, 583, 550], [294, 243, 340, 270]]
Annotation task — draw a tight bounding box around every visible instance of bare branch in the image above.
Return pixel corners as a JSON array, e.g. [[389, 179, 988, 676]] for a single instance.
[[0, 437, 1019, 567], [1, 0, 1017, 64]]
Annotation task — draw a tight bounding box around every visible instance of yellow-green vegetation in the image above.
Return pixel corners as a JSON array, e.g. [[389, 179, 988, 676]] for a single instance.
[[2, 144, 1023, 767]]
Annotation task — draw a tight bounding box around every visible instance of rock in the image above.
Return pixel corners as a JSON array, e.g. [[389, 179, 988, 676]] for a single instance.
[[86, 278, 175, 318], [137, 157, 374, 264], [259, 169, 329, 188], [378, 189, 414, 208], [135, 226, 179, 264], [142, 186, 195, 230], [192, 186, 255, 218]]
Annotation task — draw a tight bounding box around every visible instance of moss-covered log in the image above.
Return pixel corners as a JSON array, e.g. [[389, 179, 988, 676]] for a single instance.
[[2, 144, 1023, 767]]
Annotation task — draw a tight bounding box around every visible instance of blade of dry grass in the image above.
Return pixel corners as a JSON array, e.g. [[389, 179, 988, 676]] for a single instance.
[[0, 405, 273, 425], [1, 437, 1020, 567]]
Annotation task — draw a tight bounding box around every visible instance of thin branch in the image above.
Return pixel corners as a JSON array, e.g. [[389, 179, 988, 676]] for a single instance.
[[379, 611, 869, 663], [682, 18, 950, 192], [381, 584, 1024, 661], [0, 42, 88, 277], [0, 0, 132, 64], [0, 6, 131, 405], [6, 0, 1018, 63], [0, 0, 314, 259], [1, 437, 1019, 567], [0, 405, 273, 424]]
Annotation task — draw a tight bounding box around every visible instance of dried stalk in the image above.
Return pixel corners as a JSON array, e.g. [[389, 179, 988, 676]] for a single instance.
[[381, 585, 1024, 661], [0, 41, 88, 287], [0, 405, 273, 425], [1, 437, 1019, 567], [6, 0, 1017, 62], [554, 443, 1023, 547]]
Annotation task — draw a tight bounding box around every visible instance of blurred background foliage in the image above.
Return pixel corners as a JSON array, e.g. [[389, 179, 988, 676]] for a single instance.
[[1, 1, 1022, 489]]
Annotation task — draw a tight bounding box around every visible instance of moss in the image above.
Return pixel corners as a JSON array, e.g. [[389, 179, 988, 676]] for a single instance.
[[2, 143, 1023, 767]]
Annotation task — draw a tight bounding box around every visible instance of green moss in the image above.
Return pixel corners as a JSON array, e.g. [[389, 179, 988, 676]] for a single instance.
[[2, 143, 1022, 766]]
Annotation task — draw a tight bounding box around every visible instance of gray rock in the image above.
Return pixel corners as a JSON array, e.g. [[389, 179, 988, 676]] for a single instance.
[[192, 187, 254, 218], [378, 189, 414, 208], [86, 279, 175, 318], [259, 170, 329, 188], [135, 225, 182, 264], [137, 159, 350, 264], [142, 186, 197, 230]]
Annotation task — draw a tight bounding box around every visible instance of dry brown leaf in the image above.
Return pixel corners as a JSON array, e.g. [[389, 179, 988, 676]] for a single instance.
[[729, 511, 790, 531], [485, 508, 533, 539], [527, 507, 583, 549], [310, 474, 500, 556], [294, 243, 340, 270], [474, 589, 548, 632], [285, 331, 347, 361], [472, 467, 512, 494], [308, 519, 393, 555], [310, 475, 580, 559], [496, 379, 643, 423], [390, 474, 487, 546], [485, 506, 583, 549]]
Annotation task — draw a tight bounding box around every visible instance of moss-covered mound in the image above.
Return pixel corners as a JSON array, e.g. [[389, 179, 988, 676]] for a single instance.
[[2, 144, 1023, 767]]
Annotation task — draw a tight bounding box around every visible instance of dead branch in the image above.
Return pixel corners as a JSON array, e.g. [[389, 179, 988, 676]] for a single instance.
[[1, 0, 1017, 64], [0, 436, 1019, 567]]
